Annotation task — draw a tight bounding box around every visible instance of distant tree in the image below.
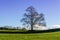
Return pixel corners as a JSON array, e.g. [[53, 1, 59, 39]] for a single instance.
[[21, 6, 46, 31], [21, 27, 26, 31]]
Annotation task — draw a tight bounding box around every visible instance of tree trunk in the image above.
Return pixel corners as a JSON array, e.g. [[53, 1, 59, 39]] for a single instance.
[[31, 24, 33, 31], [30, 18, 34, 32]]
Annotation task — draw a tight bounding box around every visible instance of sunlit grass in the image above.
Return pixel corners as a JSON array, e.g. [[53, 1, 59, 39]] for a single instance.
[[0, 31, 60, 40]]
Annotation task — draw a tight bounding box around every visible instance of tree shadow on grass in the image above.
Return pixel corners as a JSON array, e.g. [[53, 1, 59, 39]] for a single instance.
[[0, 28, 60, 34]]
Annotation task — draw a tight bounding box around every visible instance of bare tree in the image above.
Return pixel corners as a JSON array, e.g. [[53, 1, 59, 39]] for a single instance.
[[21, 6, 46, 31]]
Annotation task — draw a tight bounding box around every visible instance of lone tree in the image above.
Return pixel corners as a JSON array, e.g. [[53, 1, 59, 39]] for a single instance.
[[21, 6, 46, 31]]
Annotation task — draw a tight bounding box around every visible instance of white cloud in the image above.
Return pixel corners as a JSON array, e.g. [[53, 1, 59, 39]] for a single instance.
[[50, 25, 60, 29], [34, 24, 48, 30], [34, 24, 60, 30], [21, 24, 60, 30]]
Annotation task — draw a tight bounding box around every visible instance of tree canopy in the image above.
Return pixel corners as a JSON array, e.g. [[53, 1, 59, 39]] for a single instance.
[[21, 6, 46, 30]]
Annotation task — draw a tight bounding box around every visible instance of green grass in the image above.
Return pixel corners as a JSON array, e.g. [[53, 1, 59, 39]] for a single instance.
[[0, 30, 27, 32], [0, 31, 60, 40]]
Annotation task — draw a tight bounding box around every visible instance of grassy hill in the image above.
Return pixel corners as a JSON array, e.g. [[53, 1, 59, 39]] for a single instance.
[[0, 31, 60, 40]]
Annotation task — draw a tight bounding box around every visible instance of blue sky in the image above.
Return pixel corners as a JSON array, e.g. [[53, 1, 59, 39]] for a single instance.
[[0, 0, 60, 27]]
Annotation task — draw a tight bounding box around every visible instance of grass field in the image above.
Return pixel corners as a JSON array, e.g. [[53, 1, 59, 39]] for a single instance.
[[0, 31, 60, 40]]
